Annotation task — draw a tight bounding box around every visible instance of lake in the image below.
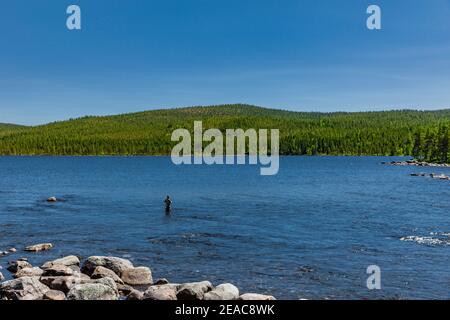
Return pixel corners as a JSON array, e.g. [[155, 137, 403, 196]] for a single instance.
[[0, 156, 449, 299]]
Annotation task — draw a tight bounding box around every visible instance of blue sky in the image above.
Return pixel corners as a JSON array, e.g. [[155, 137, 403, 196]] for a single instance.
[[1, 0, 450, 125]]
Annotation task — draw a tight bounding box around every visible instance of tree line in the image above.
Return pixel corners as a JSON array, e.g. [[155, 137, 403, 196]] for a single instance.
[[0, 104, 449, 162]]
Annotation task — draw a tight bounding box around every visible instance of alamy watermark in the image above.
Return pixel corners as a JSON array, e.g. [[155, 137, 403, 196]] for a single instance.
[[171, 121, 280, 176], [366, 265, 381, 290]]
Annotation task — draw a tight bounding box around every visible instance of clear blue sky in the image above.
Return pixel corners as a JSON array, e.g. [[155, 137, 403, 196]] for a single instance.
[[1, 0, 450, 125]]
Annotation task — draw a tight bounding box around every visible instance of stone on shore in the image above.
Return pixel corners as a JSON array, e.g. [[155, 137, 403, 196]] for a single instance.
[[25, 243, 53, 252], [0, 276, 50, 300], [7, 260, 32, 273], [238, 293, 276, 300], [14, 267, 44, 278], [154, 278, 169, 285], [121, 267, 153, 286], [0, 272, 4, 282], [91, 266, 124, 284], [42, 264, 75, 277], [44, 289, 66, 301], [143, 284, 178, 300], [41, 255, 80, 269], [40, 274, 91, 294], [66, 277, 119, 300], [117, 283, 135, 296], [204, 283, 239, 300], [176, 281, 213, 300], [126, 289, 144, 300], [81, 256, 134, 277]]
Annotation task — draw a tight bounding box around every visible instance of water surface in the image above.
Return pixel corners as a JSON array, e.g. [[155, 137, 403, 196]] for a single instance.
[[1, 156, 449, 299]]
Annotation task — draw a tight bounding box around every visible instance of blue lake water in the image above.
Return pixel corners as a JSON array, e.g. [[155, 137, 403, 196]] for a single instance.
[[0, 156, 449, 299]]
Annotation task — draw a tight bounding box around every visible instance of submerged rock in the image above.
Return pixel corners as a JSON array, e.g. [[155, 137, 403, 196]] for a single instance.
[[47, 197, 57, 202], [176, 281, 213, 300], [121, 267, 153, 286], [0, 276, 50, 300], [25, 243, 53, 252], [204, 283, 239, 300], [81, 256, 134, 277]]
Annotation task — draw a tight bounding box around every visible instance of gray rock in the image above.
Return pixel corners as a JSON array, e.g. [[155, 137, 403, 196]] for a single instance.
[[204, 283, 239, 300], [154, 278, 169, 285], [25, 243, 53, 252], [121, 267, 153, 286], [117, 283, 135, 296], [126, 289, 144, 300], [7, 260, 32, 273], [14, 267, 44, 278], [67, 277, 119, 300], [91, 266, 124, 284], [238, 293, 276, 300], [44, 289, 66, 300], [0, 276, 50, 300], [42, 264, 74, 277], [40, 274, 91, 293], [41, 255, 80, 269], [144, 284, 178, 300], [0, 272, 4, 282], [176, 281, 213, 300], [81, 256, 134, 277], [8, 248, 17, 253]]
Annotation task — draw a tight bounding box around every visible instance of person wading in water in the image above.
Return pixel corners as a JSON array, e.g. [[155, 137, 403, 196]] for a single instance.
[[164, 196, 172, 214]]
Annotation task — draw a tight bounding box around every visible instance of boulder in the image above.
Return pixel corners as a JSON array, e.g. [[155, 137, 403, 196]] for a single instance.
[[7, 260, 32, 273], [14, 267, 44, 278], [40, 274, 91, 294], [117, 283, 135, 296], [0, 272, 4, 282], [41, 264, 74, 277], [121, 267, 153, 286], [47, 197, 57, 202], [204, 283, 239, 300], [25, 243, 53, 252], [44, 289, 66, 301], [144, 284, 178, 300], [41, 255, 80, 269], [176, 281, 213, 300], [81, 256, 134, 276], [67, 277, 119, 300], [238, 293, 276, 300], [8, 248, 17, 253], [126, 289, 144, 300], [91, 266, 124, 284], [0, 276, 50, 300], [154, 278, 169, 285]]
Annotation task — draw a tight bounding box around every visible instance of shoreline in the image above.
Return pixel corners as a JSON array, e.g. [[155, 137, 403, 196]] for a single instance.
[[0, 244, 275, 301], [382, 160, 450, 168]]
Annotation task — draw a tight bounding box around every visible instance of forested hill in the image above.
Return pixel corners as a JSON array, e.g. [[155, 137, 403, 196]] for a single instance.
[[0, 104, 449, 161]]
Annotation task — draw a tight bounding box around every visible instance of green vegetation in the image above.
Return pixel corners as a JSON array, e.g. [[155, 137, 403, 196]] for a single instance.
[[412, 124, 450, 163], [0, 104, 449, 159]]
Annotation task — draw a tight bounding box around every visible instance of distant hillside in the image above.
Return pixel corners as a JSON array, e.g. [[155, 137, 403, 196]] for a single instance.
[[0, 104, 449, 158]]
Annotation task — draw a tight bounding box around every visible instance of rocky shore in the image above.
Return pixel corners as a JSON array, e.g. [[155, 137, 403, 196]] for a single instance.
[[0, 243, 275, 301], [382, 160, 450, 168]]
